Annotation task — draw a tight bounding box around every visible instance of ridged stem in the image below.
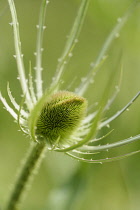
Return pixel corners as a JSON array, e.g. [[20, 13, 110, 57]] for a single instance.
[[5, 142, 47, 210]]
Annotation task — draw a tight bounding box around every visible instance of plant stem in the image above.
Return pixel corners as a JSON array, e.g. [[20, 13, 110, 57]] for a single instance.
[[5, 142, 47, 210]]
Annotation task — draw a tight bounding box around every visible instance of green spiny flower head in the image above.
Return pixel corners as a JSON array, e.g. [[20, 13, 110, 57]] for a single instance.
[[36, 91, 87, 146]]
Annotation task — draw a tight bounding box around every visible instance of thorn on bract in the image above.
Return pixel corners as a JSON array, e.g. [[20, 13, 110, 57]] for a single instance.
[[90, 62, 95, 67], [106, 124, 110, 128], [68, 52, 73, 57], [102, 55, 106, 60], [115, 33, 120, 38], [74, 39, 78, 43], [115, 85, 119, 91], [58, 58, 62, 62], [81, 77, 86, 82], [90, 79, 94, 84], [9, 22, 14, 26], [117, 17, 122, 23], [43, 26, 46, 30]]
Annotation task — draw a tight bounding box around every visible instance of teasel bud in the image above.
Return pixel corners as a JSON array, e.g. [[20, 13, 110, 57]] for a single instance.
[[35, 91, 87, 146]]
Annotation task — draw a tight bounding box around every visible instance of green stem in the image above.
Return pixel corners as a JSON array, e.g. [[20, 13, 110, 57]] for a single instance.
[[5, 142, 47, 210]]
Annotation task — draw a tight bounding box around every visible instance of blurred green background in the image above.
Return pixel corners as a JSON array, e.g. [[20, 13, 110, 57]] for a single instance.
[[0, 0, 140, 209]]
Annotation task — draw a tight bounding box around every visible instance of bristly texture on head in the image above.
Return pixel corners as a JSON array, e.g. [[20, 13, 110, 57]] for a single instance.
[[35, 91, 87, 146]]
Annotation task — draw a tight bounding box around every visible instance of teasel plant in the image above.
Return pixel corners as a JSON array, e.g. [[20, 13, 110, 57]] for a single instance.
[[0, 0, 140, 209]]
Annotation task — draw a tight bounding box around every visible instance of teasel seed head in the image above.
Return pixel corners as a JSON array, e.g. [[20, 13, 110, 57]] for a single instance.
[[35, 91, 87, 146]]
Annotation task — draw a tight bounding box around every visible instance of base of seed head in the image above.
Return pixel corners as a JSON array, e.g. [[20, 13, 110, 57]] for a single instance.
[[36, 91, 87, 146]]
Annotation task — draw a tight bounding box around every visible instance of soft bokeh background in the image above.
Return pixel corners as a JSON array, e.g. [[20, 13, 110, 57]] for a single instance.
[[0, 0, 140, 209]]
